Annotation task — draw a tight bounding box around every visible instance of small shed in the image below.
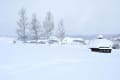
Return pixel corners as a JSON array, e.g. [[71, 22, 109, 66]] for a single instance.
[[89, 35, 112, 53]]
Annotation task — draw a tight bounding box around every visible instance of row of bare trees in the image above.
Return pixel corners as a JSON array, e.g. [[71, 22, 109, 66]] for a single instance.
[[17, 8, 65, 43]]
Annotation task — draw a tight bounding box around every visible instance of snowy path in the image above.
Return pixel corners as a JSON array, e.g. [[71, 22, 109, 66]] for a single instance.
[[0, 41, 120, 80]]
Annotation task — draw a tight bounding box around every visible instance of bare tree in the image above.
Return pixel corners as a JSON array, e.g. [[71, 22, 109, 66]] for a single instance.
[[57, 19, 65, 43], [17, 8, 28, 42], [43, 11, 54, 40], [30, 13, 41, 42]]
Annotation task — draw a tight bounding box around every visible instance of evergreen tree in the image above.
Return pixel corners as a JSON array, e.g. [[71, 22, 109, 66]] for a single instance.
[[31, 13, 41, 41], [43, 11, 54, 40], [57, 19, 65, 43], [17, 8, 28, 42]]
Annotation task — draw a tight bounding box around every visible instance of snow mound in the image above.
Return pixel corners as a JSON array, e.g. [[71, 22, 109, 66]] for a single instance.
[[63, 37, 84, 44]]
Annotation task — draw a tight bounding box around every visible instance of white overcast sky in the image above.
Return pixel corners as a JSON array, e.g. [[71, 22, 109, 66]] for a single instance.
[[0, 0, 120, 36]]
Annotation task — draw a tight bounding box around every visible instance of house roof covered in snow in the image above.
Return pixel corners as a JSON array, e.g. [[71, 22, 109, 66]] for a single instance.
[[89, 35, 112, 49]]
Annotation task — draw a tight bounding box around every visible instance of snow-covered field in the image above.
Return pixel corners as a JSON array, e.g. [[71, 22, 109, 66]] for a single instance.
[[0, 37, 120, 80]]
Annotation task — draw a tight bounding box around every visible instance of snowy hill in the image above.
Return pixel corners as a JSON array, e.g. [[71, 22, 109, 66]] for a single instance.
[[0, 37, 120, 80]]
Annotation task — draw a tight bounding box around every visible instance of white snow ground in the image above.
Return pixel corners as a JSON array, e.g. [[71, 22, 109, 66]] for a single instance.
[[0, 37, 120, 80]]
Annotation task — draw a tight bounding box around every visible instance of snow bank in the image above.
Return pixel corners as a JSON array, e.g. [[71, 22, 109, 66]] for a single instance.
[[63, 37, 84, 44]]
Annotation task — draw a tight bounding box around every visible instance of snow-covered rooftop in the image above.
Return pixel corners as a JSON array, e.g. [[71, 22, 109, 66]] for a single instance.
[[89, 35, 112, 48]]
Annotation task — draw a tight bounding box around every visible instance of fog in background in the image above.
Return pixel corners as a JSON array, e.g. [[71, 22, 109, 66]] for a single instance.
[[0, 0, 120, 36]]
